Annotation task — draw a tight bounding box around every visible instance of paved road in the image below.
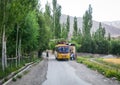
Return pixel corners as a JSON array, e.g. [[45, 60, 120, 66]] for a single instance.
[[42, 54, 120, 85], [42, 55, 91, 85], [6, 53, 120, 85]]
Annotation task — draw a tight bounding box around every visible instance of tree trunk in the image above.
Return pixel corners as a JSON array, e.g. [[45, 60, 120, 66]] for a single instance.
[[4, 33, 7, 68], [16, 24, 19, 67], [2, 26, 7, 70], [18, 35, 21, 66], [2, 27, 5, 71]]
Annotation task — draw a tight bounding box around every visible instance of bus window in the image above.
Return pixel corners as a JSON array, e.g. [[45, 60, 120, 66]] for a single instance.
[[57, 46, 69, 53]]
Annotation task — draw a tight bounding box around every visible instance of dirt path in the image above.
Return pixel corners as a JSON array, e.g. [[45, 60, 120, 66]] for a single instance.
[[6, 59, 48, 85]]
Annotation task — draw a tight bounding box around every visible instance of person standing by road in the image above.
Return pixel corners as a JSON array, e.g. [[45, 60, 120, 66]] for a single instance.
[[46, 50, 49, 60]]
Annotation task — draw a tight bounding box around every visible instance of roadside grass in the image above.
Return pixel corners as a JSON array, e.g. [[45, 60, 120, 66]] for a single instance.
[[11, 74, 22, 82], [16, 74, 22, 79], [103, 58, 120, 64], [12, 77, 17, 82], [0, 57, 42, 81], [77, 57, 120, 81], [95, 58, 120, 69]]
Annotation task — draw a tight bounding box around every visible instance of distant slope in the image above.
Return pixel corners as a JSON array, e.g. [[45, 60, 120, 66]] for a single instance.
[[60, 14, 120, 37], [103, 21, 120, 29]]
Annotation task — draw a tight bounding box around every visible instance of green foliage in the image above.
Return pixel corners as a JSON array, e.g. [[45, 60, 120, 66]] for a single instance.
[[16, 74, 22, 79], [12, 77, 17, 82], [71, 17, 82, 51], [22, 11, 39, 53], [82, 4, 92, 39], [52, 0, 61, 39], [61, 23, 68, 39], [77, 57, 120, 80], [80, 39, 94, 53], [49, 41, 56, 50], [3, 77, 8, 82], [95, 40, 109, 54], [94, 22, 106, 41], [110, 40, 120, 55], [78, 4, 93, 53], [44, 2, 53, 39], [66, 15, 70, 32], [0, 0, 62, 80], [37, 13, 50, 56], [73, 16, 78, 36], [0, 57, 40, 79], [23, 70, 29, 75], [105, 69, 117, 78]]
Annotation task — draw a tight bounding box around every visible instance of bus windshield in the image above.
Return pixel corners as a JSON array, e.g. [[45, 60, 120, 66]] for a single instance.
[[57, 46, 69, 53]]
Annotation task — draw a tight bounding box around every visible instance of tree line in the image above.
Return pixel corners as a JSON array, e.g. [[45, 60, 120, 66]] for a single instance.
[[0, 0, 63, 72], [71, 5, 120, 56]]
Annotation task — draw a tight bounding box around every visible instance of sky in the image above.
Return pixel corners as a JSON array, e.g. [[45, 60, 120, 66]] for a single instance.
[[40, 0, 120, 22]]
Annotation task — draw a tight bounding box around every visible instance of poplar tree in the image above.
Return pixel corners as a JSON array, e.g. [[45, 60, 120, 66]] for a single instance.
[[73, 16, 78, 36], [81, 4, 93, 52], [52, 0, 61, 39], [66, 15, 70, 39], [82, 4, 92, 40]]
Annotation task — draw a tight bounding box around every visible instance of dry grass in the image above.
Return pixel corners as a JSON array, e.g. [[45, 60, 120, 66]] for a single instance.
[[103, 58, 120, 64]]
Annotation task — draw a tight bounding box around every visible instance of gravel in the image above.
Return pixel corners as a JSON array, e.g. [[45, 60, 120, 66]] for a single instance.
[[6, 59, 48, 85], [102, 55, 115, 58]]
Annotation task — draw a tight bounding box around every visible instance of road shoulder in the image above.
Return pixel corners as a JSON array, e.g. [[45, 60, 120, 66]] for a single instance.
[[6, 59, 48, 85], [68, 61, 120, 85]]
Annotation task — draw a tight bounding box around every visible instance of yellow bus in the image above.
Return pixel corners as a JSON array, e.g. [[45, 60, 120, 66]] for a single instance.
[[55, 44, 70, 60]]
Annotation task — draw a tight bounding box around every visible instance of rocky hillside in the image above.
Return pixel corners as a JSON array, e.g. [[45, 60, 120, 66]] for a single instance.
[[103, 21, 120, 29]]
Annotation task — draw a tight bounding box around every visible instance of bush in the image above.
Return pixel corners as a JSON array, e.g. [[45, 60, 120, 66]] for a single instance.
[[12, 77, 17, 82], [3, 78, 8, 82], [23, 70, 29, 75], [17, 74, 22, 79], [116, 72, 120, 81], [110, 40, 120, 55], [105, 69, 117, 78]]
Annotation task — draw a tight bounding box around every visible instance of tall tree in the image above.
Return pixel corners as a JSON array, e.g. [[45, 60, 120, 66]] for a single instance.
[[44, 2, 52, 39], [66, 15, 70, 39], [94, 22, 106, 40], [12, 0, 38, 66], [52, 0, 57, 39], [37, 13, 50, 57], [82, 4, 92, 39], [52, 0, 61, 39], [61, 23, 67, 39], [108, 33, 111, 41], [1, 0, 8, 71], [73, 16, 78, 36], [80, 4, 93, 53], [77, 29, 82, 44], [55, 5, 61, 38]]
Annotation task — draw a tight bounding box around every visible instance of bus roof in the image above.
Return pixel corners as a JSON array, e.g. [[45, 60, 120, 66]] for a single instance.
[[55, 44, 68, 47]]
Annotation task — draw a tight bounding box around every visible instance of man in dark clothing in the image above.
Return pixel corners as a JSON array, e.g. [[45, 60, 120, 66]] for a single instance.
[[46, 51, 49, 57], [46, 50, 49, 60]]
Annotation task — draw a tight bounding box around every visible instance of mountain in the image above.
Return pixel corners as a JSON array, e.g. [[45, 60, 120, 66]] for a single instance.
[[103, 21, 120, 29], [60, 14, 120, 37]]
